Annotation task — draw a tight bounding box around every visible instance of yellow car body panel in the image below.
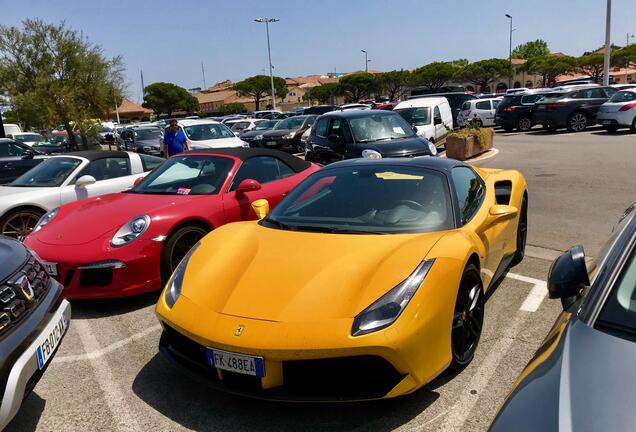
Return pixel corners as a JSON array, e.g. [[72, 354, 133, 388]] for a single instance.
[[156, 164, 527, 400]]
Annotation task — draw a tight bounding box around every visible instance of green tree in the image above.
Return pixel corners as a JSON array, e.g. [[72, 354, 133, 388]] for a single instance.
[[0, 19, 125, 148], [614, 44, 636, 67], [305, 82, 340, 104], [512, 39, 550, 60], [337, 72, 379, 102], [142, 82, 198, 116], [449, 58, 469, 67], [378, 70, 410, 101], [220, 102, 246, 115], [233, 75, 287, 110], [455, 59, 511, 91], [525, 55, 577, 86], [410, 62, 457, 89]]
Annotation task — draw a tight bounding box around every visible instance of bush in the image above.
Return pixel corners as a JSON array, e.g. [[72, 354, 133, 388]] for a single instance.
[[448, 126, 494, 149]]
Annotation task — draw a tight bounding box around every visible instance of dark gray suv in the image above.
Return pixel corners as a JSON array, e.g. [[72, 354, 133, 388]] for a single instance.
[[0, 236, 71, 429]]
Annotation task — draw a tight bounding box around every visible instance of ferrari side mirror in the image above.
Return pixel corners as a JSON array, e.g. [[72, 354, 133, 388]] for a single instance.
[[251, 199, 269, 220]]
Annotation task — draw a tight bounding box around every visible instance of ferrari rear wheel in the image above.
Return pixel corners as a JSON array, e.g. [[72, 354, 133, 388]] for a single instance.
[[450, 265, 484, 370], [161, 225, 209, 281], [511, 195, 528, 266]]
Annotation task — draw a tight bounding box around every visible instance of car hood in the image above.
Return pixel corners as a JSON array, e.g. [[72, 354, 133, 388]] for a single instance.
[[180, 222, 445, 322], [189, 136, 245, 149], [33, 192, 211, 246], [260, 128, 299, 139], [240, 130, 271, 139], [0, 237, 28, 281], [490, 318, 636, 432], [353, 136, 432, 157]]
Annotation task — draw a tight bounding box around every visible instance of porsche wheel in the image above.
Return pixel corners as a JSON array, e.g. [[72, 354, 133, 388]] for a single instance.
[[450, 265, 484, 370], [161, 225, 209, 280], [0, 208, 44, 241], [511, 195, 528, 266]]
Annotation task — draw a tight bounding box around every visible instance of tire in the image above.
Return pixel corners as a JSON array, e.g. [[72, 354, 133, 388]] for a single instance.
[[567, 112, 587, 132], [510, 194, 528, 266], [631, 117, 636, 133], [161, 224, 209, 282], [450, 264, 484, 371], [516, 117, 532, 132], [0, 208, 45, 241]]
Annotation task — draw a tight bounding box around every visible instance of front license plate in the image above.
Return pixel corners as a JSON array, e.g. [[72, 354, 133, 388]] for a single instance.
[[35, 311, 68, 369], [42, 261, 58, 276], [265, 141, 277, 146], [207, 348, 265, 377]]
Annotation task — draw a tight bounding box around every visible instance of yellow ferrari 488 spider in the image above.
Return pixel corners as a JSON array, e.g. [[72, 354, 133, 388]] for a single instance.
[[156, 156, 527, 401]]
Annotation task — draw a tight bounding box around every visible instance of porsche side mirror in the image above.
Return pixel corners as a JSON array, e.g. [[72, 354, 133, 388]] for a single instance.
[[548, 245, 589, 309], [75, 175, 96, 188], [251, 199, 269, 220], [235, 178, 262, 195], [482, 205, 518, 229]]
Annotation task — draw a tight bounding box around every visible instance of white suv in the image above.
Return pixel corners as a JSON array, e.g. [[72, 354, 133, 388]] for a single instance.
[[457, 98, 501, 127]]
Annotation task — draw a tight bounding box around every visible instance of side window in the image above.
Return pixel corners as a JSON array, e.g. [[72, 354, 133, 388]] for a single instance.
[[451, 167, 485, 224], [6, 142, 27, 156], [570, 91, 584, 99], [305, 116, 316, 126], [589, 88, 606, 99], [461, 101, 471, 110], [521, 95, 539, 104], [603, 87, 617, 97], [314, 118, 329, 137], [329, 119, 342, 136], [77, 157, 131, 182], [475, 100, 491, 110], [492, 100, 500, 108], [140, 154, 165, 171], [433, 106, 441, 120], [230, 156, 294, 191]]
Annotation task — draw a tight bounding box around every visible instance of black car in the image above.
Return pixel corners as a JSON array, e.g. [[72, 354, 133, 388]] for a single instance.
[[119, 126, 163, 156], [239, 120, 279, 147], [532, 85, 617, 132], [251, 115, 317, 153], [302, 105, 339, 115], [31, 134, 73, 154], [489, 203, 636, 432], [305, 110, 436, 164], [0, 236, 71, 430], [409, 92, 477, 127], [495, 90, 561, 132], [0, 139, 46, 184]]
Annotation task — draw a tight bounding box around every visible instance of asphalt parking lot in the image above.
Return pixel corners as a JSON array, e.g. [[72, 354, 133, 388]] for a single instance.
[[7, 126, 636, 432]]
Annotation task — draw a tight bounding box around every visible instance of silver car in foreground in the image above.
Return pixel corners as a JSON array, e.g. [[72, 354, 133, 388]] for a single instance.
[[489, 202, 636, 431], [597, 89, 636, 132]]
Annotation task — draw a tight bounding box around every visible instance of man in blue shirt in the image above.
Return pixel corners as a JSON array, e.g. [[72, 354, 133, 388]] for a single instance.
[[162, 119, 190, 157]]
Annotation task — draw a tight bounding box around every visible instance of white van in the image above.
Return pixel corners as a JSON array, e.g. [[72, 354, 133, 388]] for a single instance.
[[394, 97, 453, 146], [3, 123, 22, 137]]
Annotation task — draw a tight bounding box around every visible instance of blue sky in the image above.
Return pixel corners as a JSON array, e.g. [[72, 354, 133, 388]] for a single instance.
[[2, 0, 636, 100]]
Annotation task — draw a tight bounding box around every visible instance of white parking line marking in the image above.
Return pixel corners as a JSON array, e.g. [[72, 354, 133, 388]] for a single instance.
[[55, 324, 161, 363], [74, 320, 142, 432], [438, 311, 528, 431], [506, 272, 548, 312]]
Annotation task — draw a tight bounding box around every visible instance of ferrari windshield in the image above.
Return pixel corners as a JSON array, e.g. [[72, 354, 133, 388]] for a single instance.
[[10, 157, 82, 187], [349, 113, 417, 143], [264, 165, 453, 234], [132, 155, 234, 195]]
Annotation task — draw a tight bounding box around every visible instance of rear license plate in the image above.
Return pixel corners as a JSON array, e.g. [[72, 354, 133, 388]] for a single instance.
[[36, 310, 68, 369], [207, 348, 265, 377], [265, 141, 278, 146], [43, 261, 58, 276]]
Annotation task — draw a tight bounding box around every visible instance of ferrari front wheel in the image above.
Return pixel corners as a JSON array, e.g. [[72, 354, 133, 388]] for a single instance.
[[511, 195, 528, 266], [161, 225, 209, 281], [450, 265, 484, 371]]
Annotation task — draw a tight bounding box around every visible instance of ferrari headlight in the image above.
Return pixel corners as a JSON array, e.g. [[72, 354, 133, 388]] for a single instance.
[[428, 140, 437, 156], [164, 241, 201, 308], [32, 207, 59, 234], [352, 259, 434, 336], [110, 215, 150, 247]]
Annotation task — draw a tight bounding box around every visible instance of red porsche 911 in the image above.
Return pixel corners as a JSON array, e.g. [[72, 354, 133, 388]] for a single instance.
[[24, 148, 319, 299]]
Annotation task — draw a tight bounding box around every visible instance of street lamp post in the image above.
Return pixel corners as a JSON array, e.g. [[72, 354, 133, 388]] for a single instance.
[[505, 14, 513, 90], [603, 0, 611, 86], [361, 49, 369, 73], [254, 17, 279, 110]]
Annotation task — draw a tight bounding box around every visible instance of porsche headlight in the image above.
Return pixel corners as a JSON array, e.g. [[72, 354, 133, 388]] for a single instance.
[[164, 241, 201, 308], [110, 215, 150, 247], [352, 259, 434, 336], [32, 207, 59, 234], [428, 140, 438, 156]]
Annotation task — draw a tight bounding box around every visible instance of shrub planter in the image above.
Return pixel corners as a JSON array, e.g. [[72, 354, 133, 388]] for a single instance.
[[446, 128, 494, 160]]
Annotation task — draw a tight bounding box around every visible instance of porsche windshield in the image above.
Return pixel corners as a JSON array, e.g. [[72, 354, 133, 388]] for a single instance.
[[131, 155, 233, 195], [264, 165, 453, 234], [10, 157, 82, 187]]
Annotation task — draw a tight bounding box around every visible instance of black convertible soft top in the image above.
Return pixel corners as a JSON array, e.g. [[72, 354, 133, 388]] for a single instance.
[[188, 148, 312, 173]]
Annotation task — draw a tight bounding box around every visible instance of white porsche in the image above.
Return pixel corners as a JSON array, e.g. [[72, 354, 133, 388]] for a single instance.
[[0, 150, 164, 239]]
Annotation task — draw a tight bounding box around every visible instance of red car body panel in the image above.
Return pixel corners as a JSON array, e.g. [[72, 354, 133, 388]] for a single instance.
[[24, 152, 320, 299]]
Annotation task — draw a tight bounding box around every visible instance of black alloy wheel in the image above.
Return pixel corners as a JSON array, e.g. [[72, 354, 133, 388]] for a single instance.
[[0, 209, 44, 241], [511, 195, 528, 266], [450, 264, 484, 370], [567, 112, 587, 132], [161, 225, 209, 280], [516, 117, 532, 132]]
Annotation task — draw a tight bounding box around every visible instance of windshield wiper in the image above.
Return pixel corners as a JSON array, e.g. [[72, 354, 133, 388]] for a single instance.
[[263, 217, 294, 230]]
